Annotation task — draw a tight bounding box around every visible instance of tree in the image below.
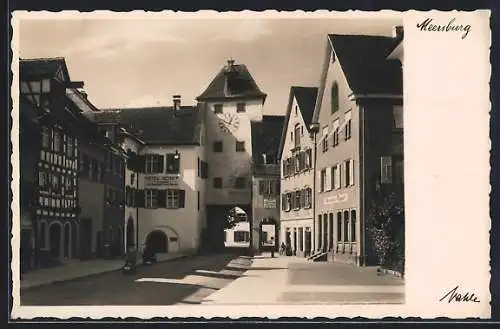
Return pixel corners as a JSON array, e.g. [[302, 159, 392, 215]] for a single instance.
[[367, 186, 405, 273], [224, 207, 239, 229]]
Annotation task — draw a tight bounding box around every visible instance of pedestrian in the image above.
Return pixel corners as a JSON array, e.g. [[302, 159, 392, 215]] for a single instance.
[[280, 242, 286, 255], [270, 237, 275, 258]]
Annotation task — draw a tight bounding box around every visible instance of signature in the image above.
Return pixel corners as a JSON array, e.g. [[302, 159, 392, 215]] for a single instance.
[[439, 285, 480, 303], [416, 18, 471, 39]]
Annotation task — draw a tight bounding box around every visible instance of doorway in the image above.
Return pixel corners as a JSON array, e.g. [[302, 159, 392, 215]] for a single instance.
[[146, 230, 168, 253], [49, 223, 62, 261]]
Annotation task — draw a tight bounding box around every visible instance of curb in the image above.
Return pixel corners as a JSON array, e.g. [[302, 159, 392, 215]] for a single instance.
[[20, 254, 190, 291]]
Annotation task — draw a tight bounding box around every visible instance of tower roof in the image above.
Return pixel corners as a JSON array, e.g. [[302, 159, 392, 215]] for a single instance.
[[196, 59, 267, 102]]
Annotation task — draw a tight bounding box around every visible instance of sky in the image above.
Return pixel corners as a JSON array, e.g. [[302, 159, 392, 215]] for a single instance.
[[18, 14, 401, 115]]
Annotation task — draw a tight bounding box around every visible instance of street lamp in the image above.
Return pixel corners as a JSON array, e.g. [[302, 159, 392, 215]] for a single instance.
[[173, 149, 180, 160]]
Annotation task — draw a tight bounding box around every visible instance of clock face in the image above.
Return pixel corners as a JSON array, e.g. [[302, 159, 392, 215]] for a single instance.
[[218, 112, 240, 134]]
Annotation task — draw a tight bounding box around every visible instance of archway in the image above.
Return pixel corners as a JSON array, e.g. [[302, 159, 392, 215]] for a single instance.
[[223, 206, 250, 249], [49, 222, 62, 260], [126, 217, 135, 248], [63, 223, 70, 259], [146, 230, 168, 253]]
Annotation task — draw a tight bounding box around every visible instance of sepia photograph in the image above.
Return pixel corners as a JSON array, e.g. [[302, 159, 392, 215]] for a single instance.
[[10, 10, 491, 319]]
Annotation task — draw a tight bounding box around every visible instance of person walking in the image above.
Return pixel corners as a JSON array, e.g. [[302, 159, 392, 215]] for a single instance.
[[270, 237, 275, 258]]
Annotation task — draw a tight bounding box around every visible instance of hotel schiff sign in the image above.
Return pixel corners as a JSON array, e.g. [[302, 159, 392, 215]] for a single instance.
[[144, 174, 180, 187]]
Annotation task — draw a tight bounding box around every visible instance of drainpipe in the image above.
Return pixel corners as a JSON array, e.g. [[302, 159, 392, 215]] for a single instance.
[[135, 154, 140, 257], [312, 131, 317, 254], [359, 105, 366, 266]]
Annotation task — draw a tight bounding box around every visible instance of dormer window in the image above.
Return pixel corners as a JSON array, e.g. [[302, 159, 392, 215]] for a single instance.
[[294, 124, 301, 149]]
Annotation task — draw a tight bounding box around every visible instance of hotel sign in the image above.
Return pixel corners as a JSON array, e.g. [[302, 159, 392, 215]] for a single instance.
[[263, 198, 277, 209], [144, 175, 180, 187], [323, 193, 348, 205]]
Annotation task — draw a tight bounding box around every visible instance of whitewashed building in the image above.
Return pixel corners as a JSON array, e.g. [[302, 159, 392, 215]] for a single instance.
[[278, 87, 318, 257]]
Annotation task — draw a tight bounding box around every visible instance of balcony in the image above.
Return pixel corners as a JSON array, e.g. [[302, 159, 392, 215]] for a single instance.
[[252, 163, 280, 177]]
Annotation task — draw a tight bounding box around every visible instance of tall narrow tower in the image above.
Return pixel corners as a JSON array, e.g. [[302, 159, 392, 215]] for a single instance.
[[197, 59, 267, 208]]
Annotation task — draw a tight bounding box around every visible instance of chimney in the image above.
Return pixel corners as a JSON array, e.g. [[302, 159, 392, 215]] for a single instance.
[[226, 58, 236, 74], [173, 95, 181, 111], [393, 25, 404, 41]]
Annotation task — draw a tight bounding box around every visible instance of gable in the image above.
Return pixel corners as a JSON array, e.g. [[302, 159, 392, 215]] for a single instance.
[[278, 89, 316, 160], [312, 38, 355, 126]]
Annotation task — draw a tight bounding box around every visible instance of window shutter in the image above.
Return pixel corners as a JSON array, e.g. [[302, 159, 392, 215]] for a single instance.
[[135, 189, 145, 207], [317, 171, 322, 192], [157, 189, 166, 208], [158, 155, 164, 173], [325, 167, 331, 191], [349, 160, 354, 186], [338, 163, 342, 188], [308, 188, 313, 207], [179, 189, 186, 208], [281, 194, 286, 210], [258, 181, 265, 194], [300, 189, 305, 208]]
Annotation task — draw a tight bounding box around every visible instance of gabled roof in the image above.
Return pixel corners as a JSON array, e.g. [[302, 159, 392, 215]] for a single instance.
[[328, 34, 402, 96], [251, 115, 285, 166], [66, 88, 99, 113], [277, 86, 318, 158], [197, 61, 267, 101], [19, 57, 71, 82], [84, 105, 202, 145]]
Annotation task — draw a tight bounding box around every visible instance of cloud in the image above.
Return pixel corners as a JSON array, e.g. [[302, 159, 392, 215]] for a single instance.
[[209, 19, 272, 42]]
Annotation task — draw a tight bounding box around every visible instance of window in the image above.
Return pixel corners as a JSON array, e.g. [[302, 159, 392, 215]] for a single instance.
[[166, 189, 182, 209], [320, 169, 327, 192], [234, 231, 250, 242], [131, 173, 135, 185], [166, 153, 181, 173], [145, 189, 158, 208], [332, 165, 340, 189], [259, 180, 277, 195], [236, 141, 245, 152], [305, 149, 312, 169], [234, 177, 245, 189], [344, 111, 352, 140], [213, 177, 222, 189], [331, 82, 339, 114], [351, 210, 356, 242], [344, 159, 354, 187], [332, 119, 340, 147], [236, 102, 246, 113], [393, 105, 403, 129], [145, 154, 163, 173], [286, 193, 292, 211], [41, 127, 50, 149], [337, 212, 342, 241], [214, 104, 223, 114], [295, 105, 298, 116], [290, 131, 293, 141], [343, 210, 350, 242], [380, 156, 393, 184], [294, 191, 300, 210], [294, 124, 301, 148], [322, 126, 329, 152], [53, 130, 61, 153], [38, 171, 48, 189], [197, 191, 200, 211], [304, 188, 312, 208], [213, 141, 223, 153], [325, 166, 332, 191], [67, 137, 73, 158]]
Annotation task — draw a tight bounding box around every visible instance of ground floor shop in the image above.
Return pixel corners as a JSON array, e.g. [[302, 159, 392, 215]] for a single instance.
[[280, 219, 313, 257]]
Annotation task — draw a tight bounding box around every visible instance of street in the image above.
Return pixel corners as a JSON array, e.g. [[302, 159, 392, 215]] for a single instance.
[[21, 253, 252, 306]]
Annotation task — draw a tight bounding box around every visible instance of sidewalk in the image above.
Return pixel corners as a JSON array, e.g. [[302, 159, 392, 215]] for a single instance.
[[202, 253, 404, 305], [20, 252, 188, 290]]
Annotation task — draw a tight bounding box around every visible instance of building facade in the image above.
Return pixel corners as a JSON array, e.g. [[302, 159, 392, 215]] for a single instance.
[[250, 115, 284, 254], [197, 59, 267, 252], [278, 87, 318, 257], [310, 32, 404, 266], [19, 58, 84, 268], [86, 99, 208, 255]]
